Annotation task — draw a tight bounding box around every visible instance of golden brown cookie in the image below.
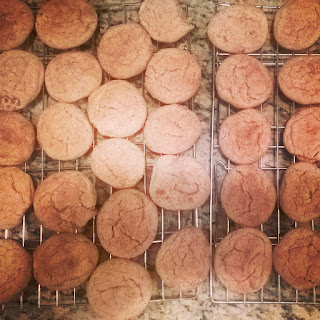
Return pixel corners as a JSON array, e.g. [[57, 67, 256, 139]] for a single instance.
[[33, 233, 99, 291], [214, 228, 272, 294]]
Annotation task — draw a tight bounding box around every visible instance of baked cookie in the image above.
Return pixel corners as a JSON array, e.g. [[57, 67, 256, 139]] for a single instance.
[[88, 80, 147, 138], [145, 48, 201, 104], [273, 227, 320, 290], [214, 228, 272, 294], [216, 54, 273, 109], [33, 233, 98, 291], [144, 104, 202, 154], [156, 226, 210, 292], [0, 50, 44, 111], [45, 51, 102, 103], [0, 239, 32, 304], [207, 4, 268, 53], [87, 259, 152, 319], [97, 23, 154, 79], [33, 171, 97, 233], [0, 0, 34, 51], [218, 109, 271, 164], [149, 155, 210, 211], [97, 189, 158, 259], [274, 0, 320, 51], [0, 111, 35, 166], [221, 165, 276, 227], [139, 0, 194, 43], [35, 0, 98, 49], [91, 138, 145, 189], [37, 102, 93, 161]]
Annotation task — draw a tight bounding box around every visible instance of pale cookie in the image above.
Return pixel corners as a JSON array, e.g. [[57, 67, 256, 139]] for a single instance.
[[145, 48, 201, 104], [91, 138, 145, 189], [33, 171, 97, 233], [221, 165, 276, 227], [149, 155, 210, 211], [214, 228, 272, 294], [0, 111, 35, 166], [37, 102, 93, 161], [0, 50, 44, 111], [88, 80, 147, 138], [156, 226, 210, 292], [87, 259, 152, 319], [218, 109, 271, 164], [216, 54, 273, 109], [207, 4, 268, 53], [45, 51, 102, 103], [35, 0, 98, 49], [139, 0, 194, 43], [97, 189, 158, 259], [33, 233, 98, 291], [97, 23, 154, 79]]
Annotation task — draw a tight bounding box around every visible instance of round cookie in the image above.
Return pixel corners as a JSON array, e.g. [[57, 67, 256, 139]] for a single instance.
[[0, 50, 44, 111], [0, 239, 32, 304], [45, 51, 102, 103], [274, 0, 320, 51], [207, 4, 268, 53], [221, 165, 276, 227], [91, 138, 145, 189], [0, 111, 35, 166], [218, 109, 271, 164], [0, 0, 34, 51], [33, 233, 99, 291], [35, 0, 98, 49], [149, 155, 210, 211], [214, 228, 272, 294], [97, 189, 158, 259], [33, 171, 97, 233], [273, 227, 320, 290], [87, 259, 152, 319], [216, 54, 273, 109], [155, 226, 210, 292], [139, 0, 194, 43], [145, 48, 201, 104], [97, 23, 153, 79], [144, 104, 202, 154], [37, 102, 93, 161], [88, 80, 147, 138]]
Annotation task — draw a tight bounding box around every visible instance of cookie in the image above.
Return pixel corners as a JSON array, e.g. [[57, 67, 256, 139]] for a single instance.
[[37, 102, 93, 161], [218, 109, 271, 164], [214, 228, 272, 294], [35, 0, 98, 49], [88, 80, 147, 138], [145, 48, 201, 104], [33, 233, 98, 291], [273, 227, 320, 290], [156, 226, 210, 292], [0, 111, 35, 166], [0, 239, 32, 304], [207, 4, 268, 53], [91, 138, 145, 189], [0, 50, 44, 111], [139, 0, 194, 43], [45, 51, 102, 103], [87, 258, 152, 319], [97, 22, 154, 79], [221, 165, 276, 227], [274, 0, 320, 51], [149, 155, 210, 211], [0, 0, 34, 51], [33, 171, 97, 233], [97, 189, 158, 259], [216, 54, 273, 109]]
